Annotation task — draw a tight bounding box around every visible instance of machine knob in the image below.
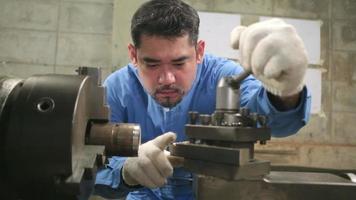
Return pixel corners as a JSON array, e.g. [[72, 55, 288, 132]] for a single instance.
[[189, 111, 199, 124], [199, 114, 211, 125], [239, 107, 250, 117]]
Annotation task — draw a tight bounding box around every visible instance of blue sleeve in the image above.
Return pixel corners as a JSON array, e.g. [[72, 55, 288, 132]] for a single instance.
[[240, 75, 311, 137], [94, 157, 141, 198], [103, 72, 127, 123]]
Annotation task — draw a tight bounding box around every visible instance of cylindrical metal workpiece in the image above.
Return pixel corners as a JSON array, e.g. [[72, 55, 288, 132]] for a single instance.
[[87, 122, 141, 156], [215, 71, 251, 112], [216, 77, 240, 112]]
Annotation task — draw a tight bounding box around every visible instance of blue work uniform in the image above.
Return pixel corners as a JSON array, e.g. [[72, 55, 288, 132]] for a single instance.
[[94, 54, 311, 199]]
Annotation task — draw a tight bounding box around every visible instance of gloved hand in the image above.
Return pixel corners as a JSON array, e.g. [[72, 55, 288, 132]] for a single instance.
[[122, 132, 177, 188], [230, 18, 308, 97]]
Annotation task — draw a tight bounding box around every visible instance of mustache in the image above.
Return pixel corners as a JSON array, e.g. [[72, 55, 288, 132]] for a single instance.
[[154, 84, 184, 93]]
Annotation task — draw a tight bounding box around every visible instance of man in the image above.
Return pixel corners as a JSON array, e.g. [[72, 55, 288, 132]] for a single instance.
[[94, 0, 311, 199]]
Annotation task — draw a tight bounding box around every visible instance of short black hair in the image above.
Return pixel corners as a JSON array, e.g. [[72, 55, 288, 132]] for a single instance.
[[131, 0, 200, 48]]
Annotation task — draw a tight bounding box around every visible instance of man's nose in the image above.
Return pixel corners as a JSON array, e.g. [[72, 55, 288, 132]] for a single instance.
[[158, 70, 176, 85]]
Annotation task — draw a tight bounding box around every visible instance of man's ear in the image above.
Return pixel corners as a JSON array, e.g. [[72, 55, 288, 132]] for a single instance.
[[128, 43, 138, 66], [196, 40, 205, 64]]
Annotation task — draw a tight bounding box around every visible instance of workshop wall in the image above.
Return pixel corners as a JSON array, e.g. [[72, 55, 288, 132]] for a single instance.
[[113, 0, 356, 170], [0, 0, 114, 80]]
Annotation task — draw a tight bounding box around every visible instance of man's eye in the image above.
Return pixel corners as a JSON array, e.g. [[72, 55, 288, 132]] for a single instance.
[[146, 64, 158, 68], [174, 63, 185, 67]]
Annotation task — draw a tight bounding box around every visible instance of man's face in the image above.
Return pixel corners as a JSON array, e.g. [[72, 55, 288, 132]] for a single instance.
[[128, 34, 205, 108]]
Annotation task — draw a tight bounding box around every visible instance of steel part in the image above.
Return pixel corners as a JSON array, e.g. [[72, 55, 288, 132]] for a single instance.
[[346, 173, 356, 183], [185, 124, 270, 142], [171, 70, 271, 181], [270, 165, 356, 182], [199, 114, 211, 125], [0, 77, 23, 200], [211, 111, 224, 126], [265, 171, 354, 184], [0, 77, 23, 157], [215, 70, 251, 112], [250, 112, 259, 127], [76, 66, 101, 85], [57, 145, 106, 195], [239, 107, 250, 117], [0, 77, 22, 117], [195, 172, 356, 200], [216, 76, 240, 112], [188, 111, 199, 124], [185, 158, 270, 181], [0, 68, 140, 199], [170, 142, 250, 165], [222, 112, 254, 127], [0, 74, 105, 199], [229, 69, 252, 86], [258, 114, 268, 127], [176, 69, 356, 199], [87, 122, 141, 156], [271, 165, 356, 175], [170, 141, 270, 181]]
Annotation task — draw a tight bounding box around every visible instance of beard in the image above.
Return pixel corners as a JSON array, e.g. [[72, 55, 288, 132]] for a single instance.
[[153, 84, 185, 108]]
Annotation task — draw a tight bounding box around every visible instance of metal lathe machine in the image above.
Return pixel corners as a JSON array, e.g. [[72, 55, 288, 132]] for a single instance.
[[170, 71, 356, 200], [1, 68, 356, 200], [0, 67, 140, 200]]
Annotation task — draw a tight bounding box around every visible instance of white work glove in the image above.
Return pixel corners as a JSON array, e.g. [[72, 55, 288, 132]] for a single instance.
[[230, 18, 308, 97], [122, 132, 177, 188]]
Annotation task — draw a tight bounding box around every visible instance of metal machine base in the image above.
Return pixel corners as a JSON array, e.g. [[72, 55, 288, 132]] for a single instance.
[[196, 171, 356, 200]]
